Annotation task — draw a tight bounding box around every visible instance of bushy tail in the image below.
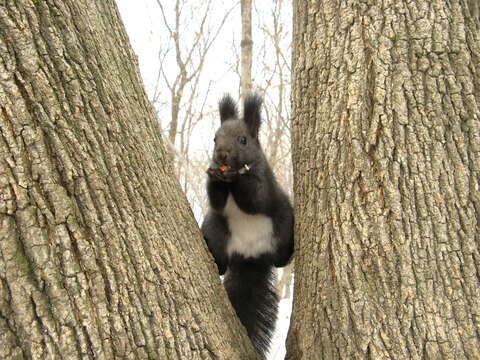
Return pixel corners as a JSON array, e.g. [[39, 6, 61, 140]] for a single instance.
[[223, 260, 278, 358]]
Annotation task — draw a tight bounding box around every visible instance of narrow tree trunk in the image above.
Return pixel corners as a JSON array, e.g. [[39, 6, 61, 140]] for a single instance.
[[169, 92, 181, 145], [0, 1, 258, 359], [289, 1, 480, 359], [240, 0, 253, 98]]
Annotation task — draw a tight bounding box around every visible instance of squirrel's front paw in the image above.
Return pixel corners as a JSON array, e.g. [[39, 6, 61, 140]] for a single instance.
[[207, 165, 236, 182]]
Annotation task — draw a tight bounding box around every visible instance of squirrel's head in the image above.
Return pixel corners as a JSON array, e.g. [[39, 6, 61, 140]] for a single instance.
[[212, 93, 263, 171]]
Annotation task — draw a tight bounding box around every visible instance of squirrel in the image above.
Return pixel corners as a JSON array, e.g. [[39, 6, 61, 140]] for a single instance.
[[201, 93, 294, 358]]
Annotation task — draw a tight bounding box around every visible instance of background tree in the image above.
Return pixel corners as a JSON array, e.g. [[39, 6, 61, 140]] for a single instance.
[[288, 0, 480, 359], [153, 0, 235, 207], [0, 1, 258, 358], [240, 0, 253, 99], [154, 0, 233, 147]]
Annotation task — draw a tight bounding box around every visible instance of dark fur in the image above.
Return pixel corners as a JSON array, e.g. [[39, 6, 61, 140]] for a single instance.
[[201, 93, 294, 358], [219, 94, 239, 121]]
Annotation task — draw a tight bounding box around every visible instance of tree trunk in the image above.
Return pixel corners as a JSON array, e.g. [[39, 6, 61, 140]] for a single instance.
[[288, 1, 480, 359], [240, 0, 253, 98], [0, 1, 258, 359]]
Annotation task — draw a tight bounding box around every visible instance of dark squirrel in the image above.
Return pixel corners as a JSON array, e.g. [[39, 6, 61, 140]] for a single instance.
[[201, 93, 294, 358]]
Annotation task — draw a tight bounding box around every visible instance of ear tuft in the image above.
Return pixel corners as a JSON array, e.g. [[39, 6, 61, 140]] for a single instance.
[[243, 93, 263, 137], [219, 94, 238, 122]]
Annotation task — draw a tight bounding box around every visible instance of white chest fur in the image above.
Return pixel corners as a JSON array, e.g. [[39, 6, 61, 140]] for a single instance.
[[224, 194, 275, 258]]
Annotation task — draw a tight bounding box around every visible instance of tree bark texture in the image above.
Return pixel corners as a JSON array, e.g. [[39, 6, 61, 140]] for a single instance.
[[0, 1, 258, 359], [240, 0, 253, 99], [289, 1, 480, 359]]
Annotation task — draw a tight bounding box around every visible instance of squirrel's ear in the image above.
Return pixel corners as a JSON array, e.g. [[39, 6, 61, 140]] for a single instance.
[[219, 94, 238, 122], [243, 93, 262, 138]]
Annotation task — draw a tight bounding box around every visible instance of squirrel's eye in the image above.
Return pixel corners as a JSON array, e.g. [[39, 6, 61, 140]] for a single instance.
[[239, 136, 247, 145]]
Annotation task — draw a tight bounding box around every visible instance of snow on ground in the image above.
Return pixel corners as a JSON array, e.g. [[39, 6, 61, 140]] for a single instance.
[[268, 297, 293, 360]]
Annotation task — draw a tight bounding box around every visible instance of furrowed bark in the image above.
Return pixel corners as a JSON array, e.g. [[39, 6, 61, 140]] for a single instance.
[[289, 1, 480, 359], [0, 1, 258, 359]]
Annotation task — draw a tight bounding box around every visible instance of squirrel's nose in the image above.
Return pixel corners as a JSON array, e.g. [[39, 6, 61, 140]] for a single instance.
[[216, 150, 229, 162]]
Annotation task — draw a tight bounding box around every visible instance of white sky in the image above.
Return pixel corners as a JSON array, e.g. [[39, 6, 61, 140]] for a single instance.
[[116, 0, 241, 142]]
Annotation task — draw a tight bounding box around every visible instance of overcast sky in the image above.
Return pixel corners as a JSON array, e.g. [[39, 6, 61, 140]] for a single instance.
[[116, 0, 241, 122]]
